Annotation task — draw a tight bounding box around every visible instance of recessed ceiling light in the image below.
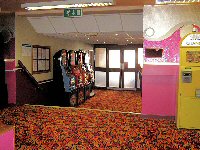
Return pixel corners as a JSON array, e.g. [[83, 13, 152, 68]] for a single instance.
[[115, 33, 118, 36], [88, 37, 90, 39], [131, 42, 133, 44], [127, 40, 129, 41]]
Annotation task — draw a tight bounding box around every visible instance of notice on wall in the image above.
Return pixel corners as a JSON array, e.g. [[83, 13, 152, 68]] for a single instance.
[[22, 44, 32, 56], [33, 60, 38, 71], [42, 49, 46, 59], [46, 49, 49, 59], [38, 48, 42, 59], [46, 60, 50, 70], [38, 60, 46, 71], [33, 48, 37, 59]]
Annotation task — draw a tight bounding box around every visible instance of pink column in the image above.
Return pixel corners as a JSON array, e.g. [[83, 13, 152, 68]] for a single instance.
[[5, 60, 16, 104]]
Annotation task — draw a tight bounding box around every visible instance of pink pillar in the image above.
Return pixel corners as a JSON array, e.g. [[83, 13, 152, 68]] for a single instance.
[[5, 60, 16, 104], [142, 64, 179, 116]]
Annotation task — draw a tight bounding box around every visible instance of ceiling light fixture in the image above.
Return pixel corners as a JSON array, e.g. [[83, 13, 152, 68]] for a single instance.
[[156, 0, 200, 4], [21, 0, 115, 11]]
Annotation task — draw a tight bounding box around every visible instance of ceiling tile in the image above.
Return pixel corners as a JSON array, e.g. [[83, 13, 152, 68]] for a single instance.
[[27, 17, 56, 34], [95, 14, 122, 32], [48, 16, 76, 33], [120, 13, 143, 31], [72, 15, 99, 32]]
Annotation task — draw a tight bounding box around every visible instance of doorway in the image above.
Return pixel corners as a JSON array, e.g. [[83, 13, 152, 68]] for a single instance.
[[94, 45, 143, 90]]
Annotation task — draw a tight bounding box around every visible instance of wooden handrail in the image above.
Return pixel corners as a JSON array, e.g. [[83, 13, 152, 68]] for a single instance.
[[18, 60, 40, 89]]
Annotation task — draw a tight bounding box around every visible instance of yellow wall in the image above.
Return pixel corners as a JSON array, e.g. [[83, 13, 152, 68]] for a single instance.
[[15, 16, 93, 81]]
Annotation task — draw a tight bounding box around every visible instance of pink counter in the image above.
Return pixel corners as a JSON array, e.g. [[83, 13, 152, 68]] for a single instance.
[[142, 64, 179, 116], [0, 124, 15, 150]]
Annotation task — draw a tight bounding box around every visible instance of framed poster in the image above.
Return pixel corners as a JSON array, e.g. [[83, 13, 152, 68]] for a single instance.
[[33, 48, 38, 59], [33, 60, 38, 72]]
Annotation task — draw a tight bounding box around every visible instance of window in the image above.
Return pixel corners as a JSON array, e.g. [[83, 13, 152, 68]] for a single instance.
[[32, 45, 50, 74]]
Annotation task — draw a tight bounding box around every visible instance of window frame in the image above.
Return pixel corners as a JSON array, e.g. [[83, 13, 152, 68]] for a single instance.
[[32, 45, 50, 74]]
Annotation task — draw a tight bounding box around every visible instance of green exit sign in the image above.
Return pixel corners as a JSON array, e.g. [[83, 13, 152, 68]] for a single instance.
[[64, 8, 83, 18]]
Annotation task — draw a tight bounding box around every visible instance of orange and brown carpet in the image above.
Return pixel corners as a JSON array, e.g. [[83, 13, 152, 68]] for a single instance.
[[78, 89, 142, 113], [1, 105, 200, 149]]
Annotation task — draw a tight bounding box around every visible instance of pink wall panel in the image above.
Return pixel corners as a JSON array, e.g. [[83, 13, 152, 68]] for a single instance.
[[5, 61, 16, 104], [142, 65, 179, 116]]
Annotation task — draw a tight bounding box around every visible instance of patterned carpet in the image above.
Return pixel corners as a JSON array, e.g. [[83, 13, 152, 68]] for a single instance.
[[78, 89, 142, 113], [0, 105, 200, 149]]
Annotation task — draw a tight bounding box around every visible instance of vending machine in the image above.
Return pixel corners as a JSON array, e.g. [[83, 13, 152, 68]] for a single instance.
[[177, 32, 200, 129]]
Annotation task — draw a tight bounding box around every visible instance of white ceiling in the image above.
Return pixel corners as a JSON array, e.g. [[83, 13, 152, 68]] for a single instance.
[[27, 13, 143, 45]]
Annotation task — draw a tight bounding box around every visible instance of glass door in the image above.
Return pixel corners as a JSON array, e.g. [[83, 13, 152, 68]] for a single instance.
[[94, 48, 107, 87], [94, 45, 143, 90], [108, 49, 136, 89], [123, 50, 136, 89], [108, 50, 121, 88]]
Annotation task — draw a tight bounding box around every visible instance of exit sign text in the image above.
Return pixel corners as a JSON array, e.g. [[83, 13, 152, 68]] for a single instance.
[[64, 8, 83, 18]]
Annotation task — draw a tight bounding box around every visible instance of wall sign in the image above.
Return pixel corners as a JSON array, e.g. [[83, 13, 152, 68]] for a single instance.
[[22, 44, 32, 56], [64, 8, 83, 18], [181, 33, 200, 47]]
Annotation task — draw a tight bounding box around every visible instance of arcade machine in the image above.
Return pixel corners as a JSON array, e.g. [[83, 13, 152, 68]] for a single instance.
[[0, 32, 8, 108], [72, 50, 86, 105], [53, 49, 77, 106], [177, 32, 200, 129], [82, 51, 95, 99]]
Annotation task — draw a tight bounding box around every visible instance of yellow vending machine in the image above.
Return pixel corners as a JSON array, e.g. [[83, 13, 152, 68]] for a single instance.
[[177, 32, 200, 129]]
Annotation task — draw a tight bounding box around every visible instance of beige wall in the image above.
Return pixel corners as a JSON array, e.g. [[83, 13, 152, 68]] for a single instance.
[[144, 5, 200, 41], [15, 15, 93, 81]]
